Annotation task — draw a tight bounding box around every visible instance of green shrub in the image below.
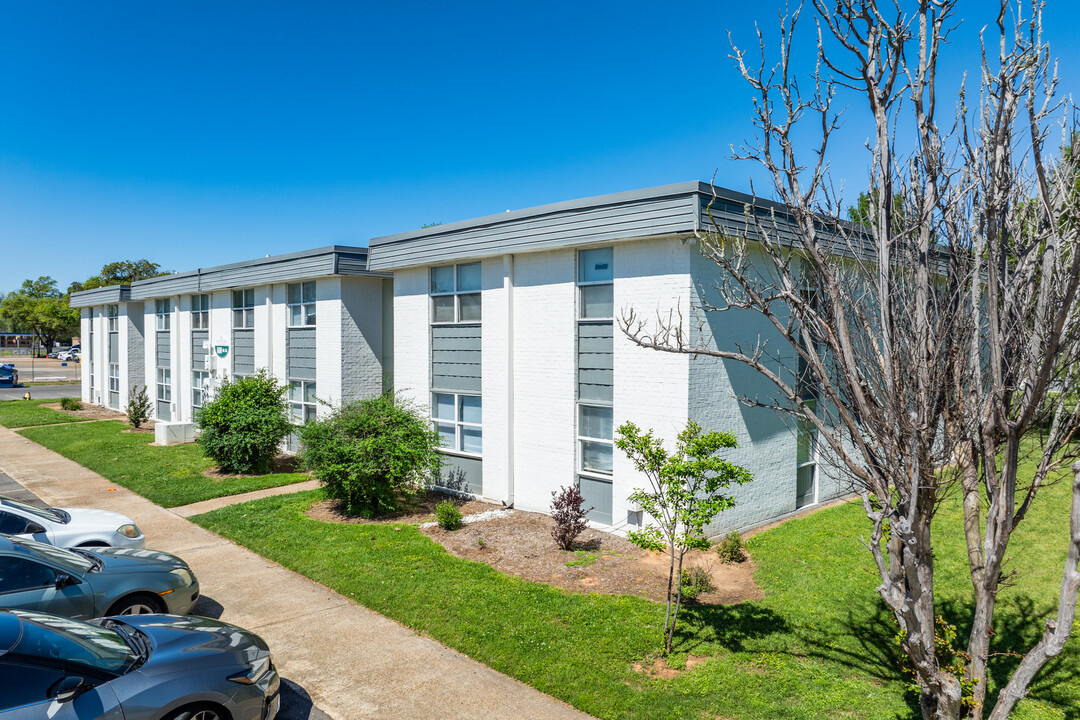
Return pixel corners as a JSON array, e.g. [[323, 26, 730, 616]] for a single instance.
[[126, 385, 151, 428], [435, 499, 463, 530], [716, 530, 747, 564], [195, 370, 290, 474], [298, 392, 443, 517], [59, 397, 82, 412], [680, 565, 714, 599]]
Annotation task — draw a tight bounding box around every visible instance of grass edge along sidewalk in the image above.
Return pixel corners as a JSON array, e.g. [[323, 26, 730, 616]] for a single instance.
[[17, 420, 310, 508]]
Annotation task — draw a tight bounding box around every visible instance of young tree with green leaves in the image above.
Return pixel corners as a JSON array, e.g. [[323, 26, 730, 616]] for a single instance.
[[615, 420, 752, 653], [0, 276, 80, 355]]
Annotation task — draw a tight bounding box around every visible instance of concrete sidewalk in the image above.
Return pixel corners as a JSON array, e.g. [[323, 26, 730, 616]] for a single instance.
[[0, 427, 593, 720]]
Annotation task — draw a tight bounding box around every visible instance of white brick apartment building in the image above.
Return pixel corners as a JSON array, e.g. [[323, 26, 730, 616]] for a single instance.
[[70, 246, 392, 432]]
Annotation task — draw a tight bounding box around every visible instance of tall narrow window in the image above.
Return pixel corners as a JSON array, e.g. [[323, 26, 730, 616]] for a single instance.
[[432, 393, 482, 455], [108, 363, 119, 394], [287, 282, 316, 327], [106, 305, 118, 333], [576, 247, 614, 524], [155, 299, 171, 331], [232, 289, 255, 328], [289, 381, 317, 423], [157, 368, 172, 403], [191, 294, 210, 329], [795, 278, 821, 509], [430, 263, 481, 323], [192, 370, 209, 408]]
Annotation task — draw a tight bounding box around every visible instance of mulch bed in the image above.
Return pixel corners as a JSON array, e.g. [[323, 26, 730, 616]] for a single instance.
[[203, 454, 307, 480], [43, 403, 135, 424], [307, 492, 762, 605]]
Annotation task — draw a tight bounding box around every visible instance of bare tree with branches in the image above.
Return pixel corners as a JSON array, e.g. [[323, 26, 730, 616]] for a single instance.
[[619, 2, 1080, 719]]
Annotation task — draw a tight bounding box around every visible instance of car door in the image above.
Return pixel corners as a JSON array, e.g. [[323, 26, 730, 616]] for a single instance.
[[0, 660, 125, 720], [0, 556, 95, 620]]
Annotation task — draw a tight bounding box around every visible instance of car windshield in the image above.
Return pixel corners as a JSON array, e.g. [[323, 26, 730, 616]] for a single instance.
[[7, 610, 135, 674], [0, 496, 64, 524], [8, 537, 94, 574]]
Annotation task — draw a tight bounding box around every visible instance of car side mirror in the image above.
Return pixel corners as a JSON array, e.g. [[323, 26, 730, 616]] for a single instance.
[[55, 573, 80, 589], [51, 676, 88, 703], [24, 522, 46, 534]]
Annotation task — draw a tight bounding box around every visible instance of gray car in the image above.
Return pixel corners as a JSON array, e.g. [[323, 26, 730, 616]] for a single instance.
[[0, 535, 199, 618], [0, 608, 280, 720]]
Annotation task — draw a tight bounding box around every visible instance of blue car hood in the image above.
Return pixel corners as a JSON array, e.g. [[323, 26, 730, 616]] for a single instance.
[[111, 615, 269, 672], [92, 547, 189, 573]]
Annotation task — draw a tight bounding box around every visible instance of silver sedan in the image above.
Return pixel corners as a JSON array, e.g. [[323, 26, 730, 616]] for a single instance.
[[0, 495, 145, 549]]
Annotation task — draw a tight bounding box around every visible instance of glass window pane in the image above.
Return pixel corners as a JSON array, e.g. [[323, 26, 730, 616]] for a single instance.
[[304, 382, 317, 403], [245, 310, 254, 328], [290, 404, 305, 424], [245, 289, 254, 307], [461, 426, 482, 454], [457, 262, 481, 292], [580, 284, 614, 319], [458, 293, 481, 322], [290, 305, 302, 326], [431, 266, 454, 294], [305, 304, 316, 325], [287, 283, 300, 304], [304, 405, 317, 423], [302, 281, 316, 302], [434, 422, 455, 448], [459, 395, 482, 424], [432, 295, 455, 323], [233, 309, 243, 327], [233, 290, 243, 308], [579, 405, 613, 440], [578, 248, 613, 284], [289, 381, 303, 402], [432, 393, 455, 420], [797, 420, 816, 465], [581, 440, 613, 474]]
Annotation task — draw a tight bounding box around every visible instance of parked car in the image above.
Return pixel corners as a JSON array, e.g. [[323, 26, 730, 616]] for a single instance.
[[0, 608, 279, 720], [56, 349, 78, 361], [0, 365, 16, 387], [0, 535, 199, 618], [0, 494, 145, 549]]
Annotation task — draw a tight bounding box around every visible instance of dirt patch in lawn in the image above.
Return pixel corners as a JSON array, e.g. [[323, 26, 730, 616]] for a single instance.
[[633, 655, 708, 679], [308, 493, 762, 605], [42, 403, 133, 424], [203, 454, 307, 480]]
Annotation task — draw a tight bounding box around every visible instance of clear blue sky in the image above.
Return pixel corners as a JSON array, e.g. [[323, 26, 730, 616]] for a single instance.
[[1, 0, 1078, 292]]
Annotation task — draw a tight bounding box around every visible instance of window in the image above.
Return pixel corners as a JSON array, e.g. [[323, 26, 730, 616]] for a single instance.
[[232, 289, 255, 329], [155, 299, 171, 331], [578, 405, 613, 475], [578, 247, 614, 319], [156, 368, 171, 403], [108, 363, 119, 393], [192, 370, 209, 408], [287, 281, 316, 327], [0, 557, 56, 594], [430, 263, 481, 323], [289, 381, 317, 424], [191, 294, 210, 329], [432, 393, 481, 455], [795, 277, 821, 509], [106, 305, 119, 333]]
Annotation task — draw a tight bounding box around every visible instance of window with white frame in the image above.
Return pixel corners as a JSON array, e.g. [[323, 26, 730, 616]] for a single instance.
[[156, 368, 172, 403], [795, 277, 821, 509], [287, 282, 316, 327], [576, 247, 614, 523], [430, 263, 481, 323], [431, 393, 482, 455], [106, 305, 119, 333], [232, 289, 255, 329], [108, 363, 119, 393], [192, 370, 209, 408], [191, 294, 210, 329], [578, 405, 613, 475], [155, 299, 171, 331], [577, 247, 614, 320], [289, 381, 317, 424]]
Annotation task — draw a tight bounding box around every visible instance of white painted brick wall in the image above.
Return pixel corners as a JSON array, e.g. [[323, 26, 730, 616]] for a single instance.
[[511, 249, 577, 515], [253, 285, 271, 374], [339, 276, 384, 405], [80, 310, 93, 403], [270, 285, 288, 384], [143, 303, 156, 416], [315, 277, 343, 407], [481, 257, 511, 503], [177, 295, 192, 422], [210, 290, 232, 388], [392, 268, 430, 410], [612, 237, 692, 529]]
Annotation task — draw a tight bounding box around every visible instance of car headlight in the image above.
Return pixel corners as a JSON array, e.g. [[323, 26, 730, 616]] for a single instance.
[[169, 568, 195, 586], [228, 655, 272, 685], [117, 524, 141, 538]]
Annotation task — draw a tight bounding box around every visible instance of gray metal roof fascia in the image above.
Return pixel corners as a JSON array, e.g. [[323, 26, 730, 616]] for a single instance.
[[128, 245, 381, 298], [69, 285, 132, 308], [368, 181, 705, 248]]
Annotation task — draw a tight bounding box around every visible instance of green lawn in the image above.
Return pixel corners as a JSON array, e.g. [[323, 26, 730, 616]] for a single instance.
[[0, 399, 90, 428], [191, 454, 1080, 720], [18, 421, 311, 507]]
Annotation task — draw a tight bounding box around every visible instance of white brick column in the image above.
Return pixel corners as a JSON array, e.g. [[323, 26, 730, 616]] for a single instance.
[[315, 277, 343, 408], [392, 268, 430, 411], [481, 256, 513, 504]]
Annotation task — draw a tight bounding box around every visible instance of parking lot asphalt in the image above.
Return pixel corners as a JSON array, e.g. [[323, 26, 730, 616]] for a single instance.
[[0, 426, 595, 720], [0, 382, 82, 401]]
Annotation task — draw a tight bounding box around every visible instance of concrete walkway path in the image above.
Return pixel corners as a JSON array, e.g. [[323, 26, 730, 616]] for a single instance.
[[0, 426, 593, 720], [171, 479, 322, 517]]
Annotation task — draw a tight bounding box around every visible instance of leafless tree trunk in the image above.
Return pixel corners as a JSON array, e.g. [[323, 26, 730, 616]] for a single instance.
[[620, 2, 1080, 718]]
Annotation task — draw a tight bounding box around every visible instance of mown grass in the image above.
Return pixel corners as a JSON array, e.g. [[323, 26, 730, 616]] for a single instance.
[[0, 398, 89, 428], [192, 446, 1080, 720], [18, 420, 310, 507]]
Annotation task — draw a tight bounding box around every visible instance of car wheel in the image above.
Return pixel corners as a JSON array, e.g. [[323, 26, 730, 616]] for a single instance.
[[107, 593, 164, 616], [163, 704, 229, 720]]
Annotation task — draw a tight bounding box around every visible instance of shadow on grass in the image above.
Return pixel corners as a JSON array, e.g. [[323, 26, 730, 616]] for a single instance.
[[677, 602, 790, 654]]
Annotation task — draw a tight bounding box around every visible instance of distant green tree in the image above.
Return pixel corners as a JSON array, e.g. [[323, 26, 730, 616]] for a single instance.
[[68, 259, 170, 294], [0, 277, 79, 355]]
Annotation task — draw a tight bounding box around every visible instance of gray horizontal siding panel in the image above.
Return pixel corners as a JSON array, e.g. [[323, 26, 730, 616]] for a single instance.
[[579, 383, 613, 403], [579, 475, 612, 525], [432, 374, 481, 393], [232, 329, 255, 375], [368, 194, 698, 270], [129, 246, 385, 299], [432, 324, 481, 394], [157, 401, 171, 421], [109, 391, 120, 409], [438, 454, 483, 495], [191, 330, 209, 369], [287, 328, 317, 381], [69, 285, 131, 308], [578, 321, 612, 403], [156, 331, 171, 367]]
